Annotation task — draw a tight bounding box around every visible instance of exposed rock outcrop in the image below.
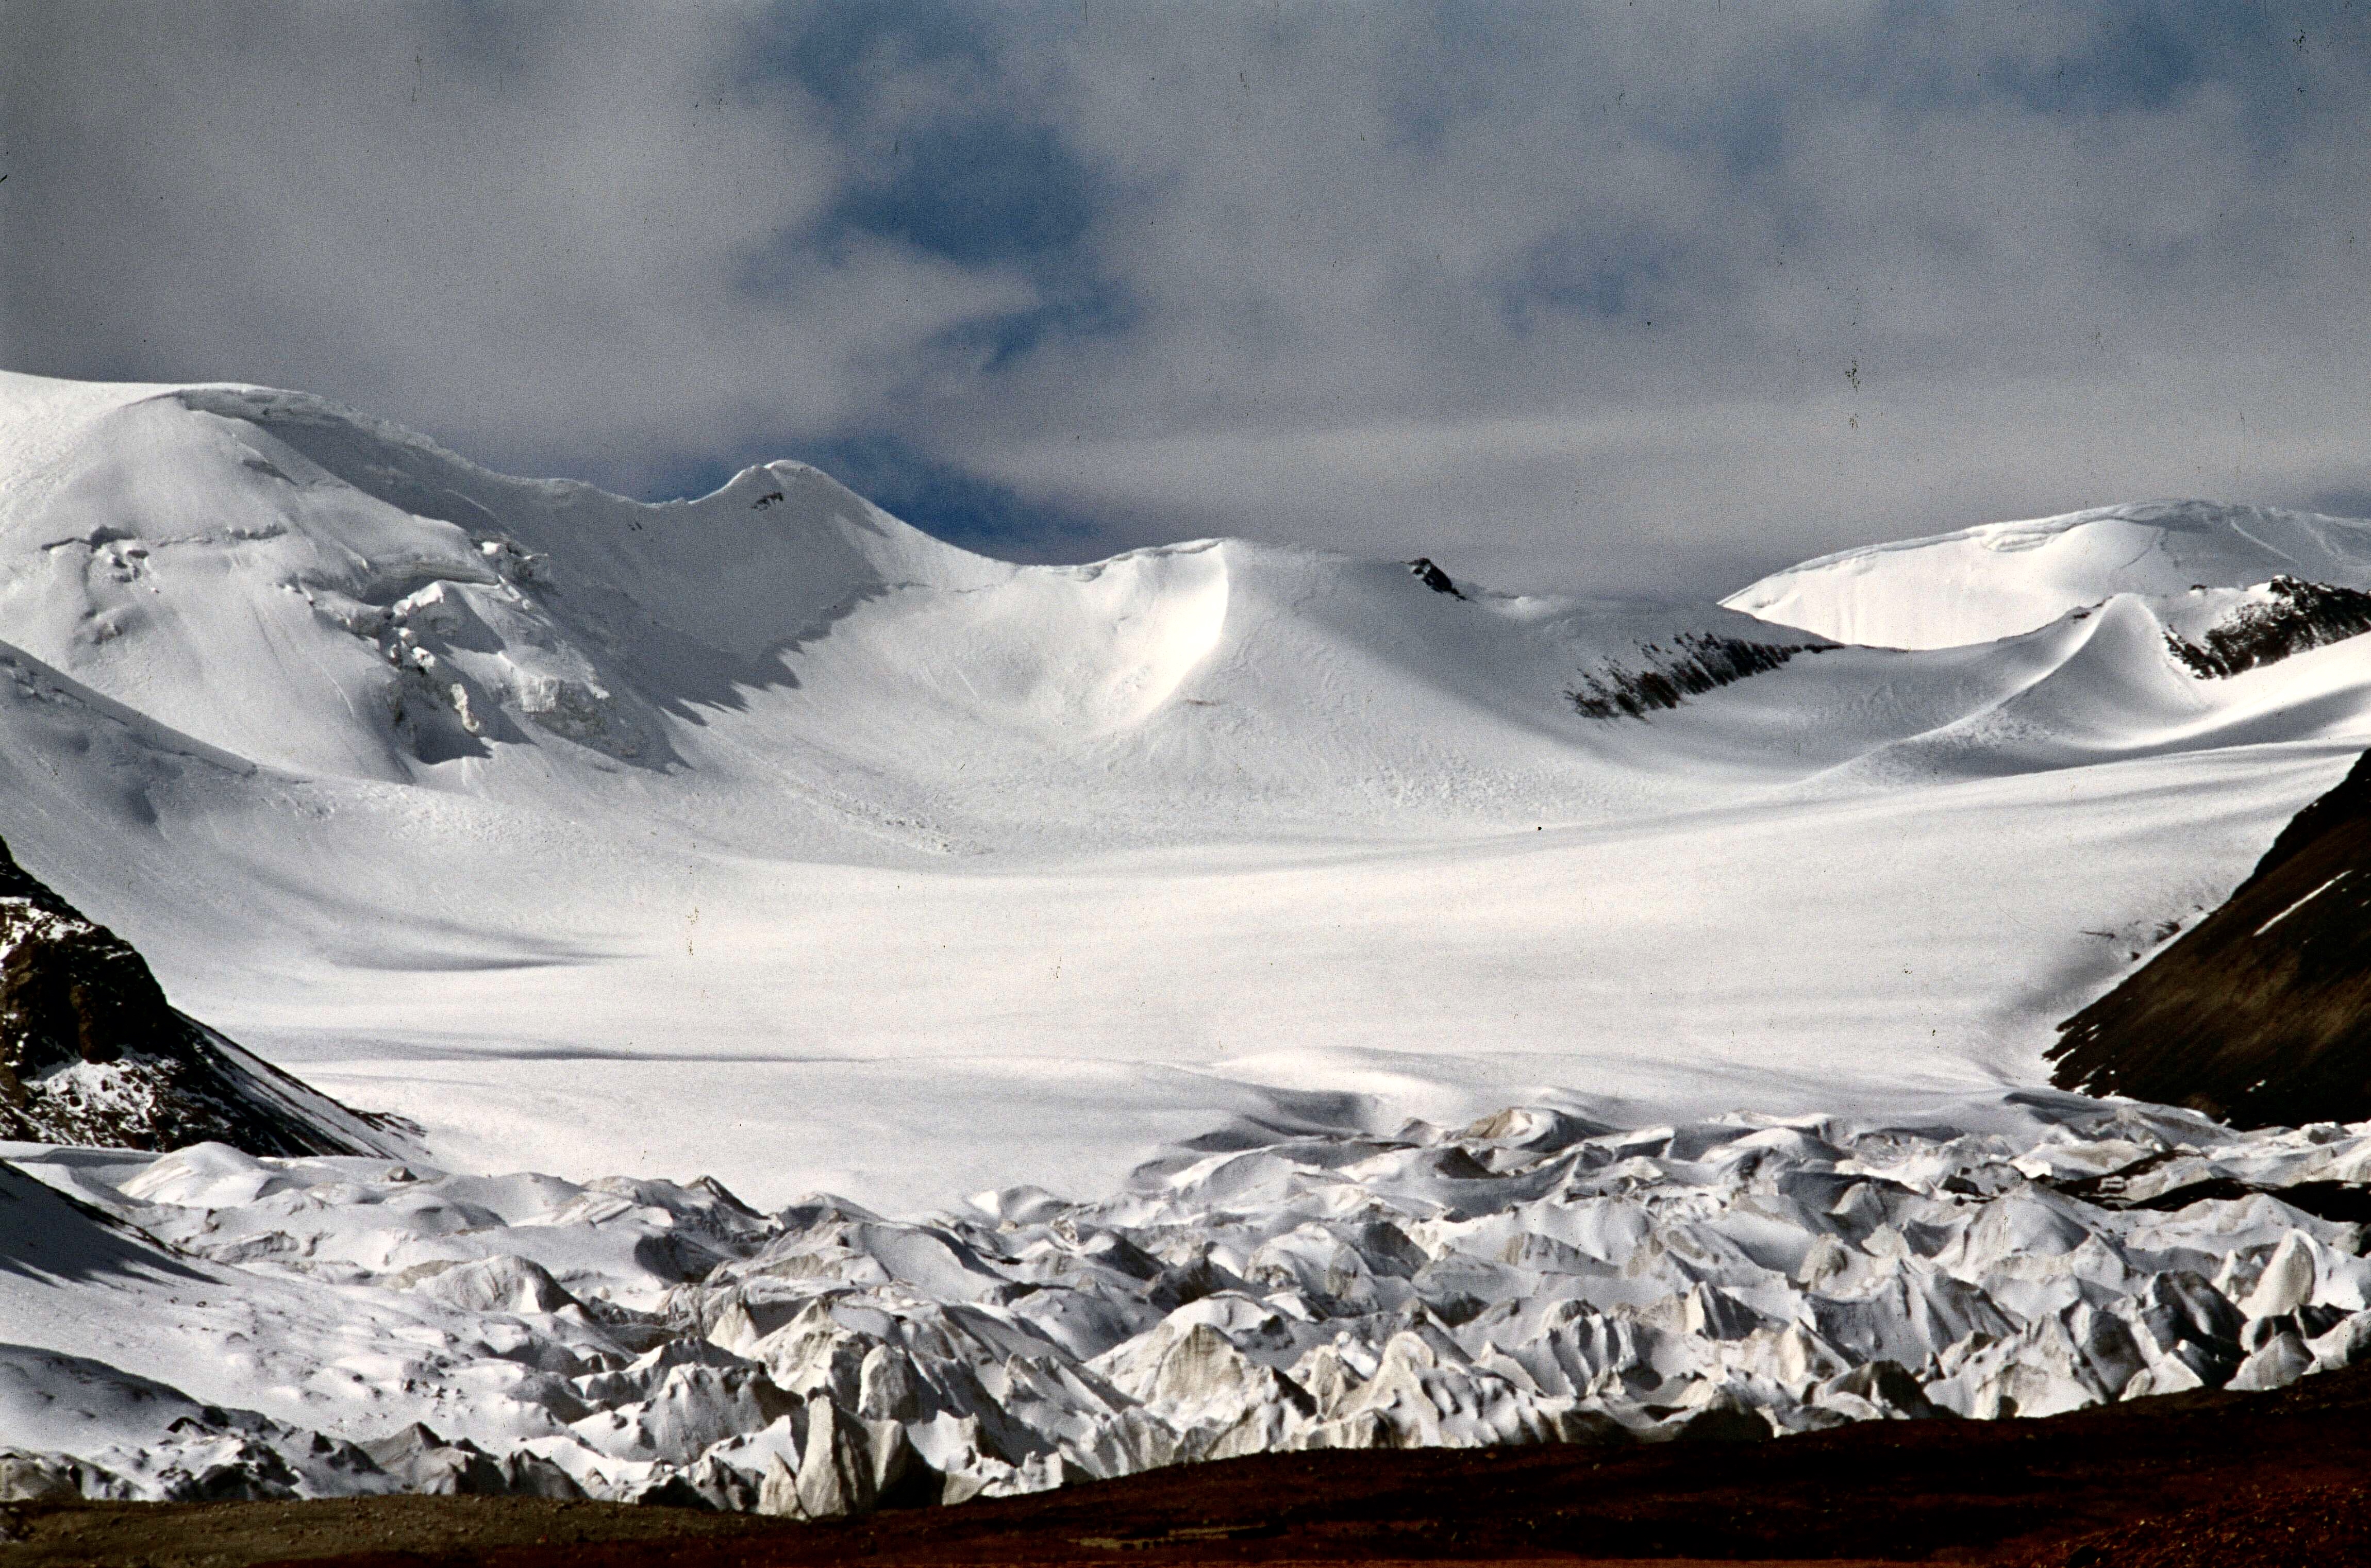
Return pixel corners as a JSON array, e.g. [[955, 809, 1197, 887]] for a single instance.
[[2050, 748, 2371, 1126], [2163, 576, 2371, 679], [1404, 558, 1466, 599], [0, 834, 416, 1157], [1566, 633, 1828, 721]]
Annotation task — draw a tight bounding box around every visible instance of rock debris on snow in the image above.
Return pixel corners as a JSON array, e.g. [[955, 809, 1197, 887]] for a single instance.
[[1564, 632, 1830, 720]]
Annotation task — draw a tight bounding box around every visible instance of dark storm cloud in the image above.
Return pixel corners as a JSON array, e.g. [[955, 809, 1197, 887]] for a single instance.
[[3, 1, 2367, 597]]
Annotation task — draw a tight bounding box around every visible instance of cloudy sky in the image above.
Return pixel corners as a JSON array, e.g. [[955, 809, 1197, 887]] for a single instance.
[[5, 2, 2368, 598]]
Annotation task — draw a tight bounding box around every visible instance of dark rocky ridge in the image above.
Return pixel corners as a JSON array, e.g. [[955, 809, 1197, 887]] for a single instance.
[[0, 834, 416, 1157], [2050, 747, 2371, 1126], [1401, 557, 1465, 599], [2164, 575, 2371, 678], [1566, 632, 1829, 721]]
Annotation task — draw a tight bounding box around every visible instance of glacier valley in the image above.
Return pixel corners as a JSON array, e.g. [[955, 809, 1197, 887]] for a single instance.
[[6, 370, 2371, 1507]]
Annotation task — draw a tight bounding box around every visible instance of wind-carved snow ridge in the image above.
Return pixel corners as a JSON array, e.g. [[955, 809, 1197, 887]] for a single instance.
[[1565, 632, 1829, 720], [12, 1101, 2371, 1512]]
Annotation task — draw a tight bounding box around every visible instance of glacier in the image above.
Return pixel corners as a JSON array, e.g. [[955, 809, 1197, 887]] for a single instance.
[[7, 1098, 2371, 1507]]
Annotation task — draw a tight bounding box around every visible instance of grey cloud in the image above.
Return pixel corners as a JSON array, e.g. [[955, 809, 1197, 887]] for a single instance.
[[921, 2, 2371, 593], [4, 1, 2368, 599], [0, 1, 1025, 478]]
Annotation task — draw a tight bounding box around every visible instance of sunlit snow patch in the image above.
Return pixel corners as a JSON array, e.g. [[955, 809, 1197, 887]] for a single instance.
[[1726, 501, 2371, 650]]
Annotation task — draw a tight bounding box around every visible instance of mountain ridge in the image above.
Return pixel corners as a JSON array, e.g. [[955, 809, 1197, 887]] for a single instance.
[[1725, 498, 2371, 651]]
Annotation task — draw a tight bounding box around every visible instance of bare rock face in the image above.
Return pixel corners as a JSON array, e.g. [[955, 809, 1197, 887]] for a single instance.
[[0, 834, 416, 1157], [2050, 748, 2371, 1126], [1403, 558, 1466, 599], [0, 885, 173, 1080], [2164, 576, 2371, 679], [1566, 633, 1829, 722]]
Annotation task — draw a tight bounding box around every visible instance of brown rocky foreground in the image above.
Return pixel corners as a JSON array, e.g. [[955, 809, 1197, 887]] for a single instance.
[[7, 1362, 2371, 1568]]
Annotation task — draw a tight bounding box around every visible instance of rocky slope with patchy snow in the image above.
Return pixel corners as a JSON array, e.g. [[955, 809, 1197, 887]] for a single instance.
[[0, 833, 414, 1158], [2052, 744, 2371, 1127]]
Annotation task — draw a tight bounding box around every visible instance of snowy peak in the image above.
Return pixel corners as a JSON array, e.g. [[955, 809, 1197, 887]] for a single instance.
[[180, 387, 1010, 663], [0, 373, 1869, 839], [0, 375, 1063, 777], [196, 380, 1247, 755], [1726, 500, 2371, 650]]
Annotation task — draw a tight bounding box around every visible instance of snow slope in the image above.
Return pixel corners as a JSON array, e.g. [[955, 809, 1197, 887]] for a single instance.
[[0, 372, 2368, 1217], [1725, 501, 2371, 650]]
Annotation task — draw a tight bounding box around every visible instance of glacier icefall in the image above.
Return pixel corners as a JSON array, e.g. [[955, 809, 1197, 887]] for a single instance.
[[9, 1096, 2371, 1511]]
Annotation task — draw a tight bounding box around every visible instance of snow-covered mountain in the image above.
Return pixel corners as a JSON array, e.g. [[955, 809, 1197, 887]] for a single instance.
[[0, 372, 1831, 836], [1724, 499, 2371, 650], [4, 370, 2371, 1212], [9, 369, 2371, 1510]]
